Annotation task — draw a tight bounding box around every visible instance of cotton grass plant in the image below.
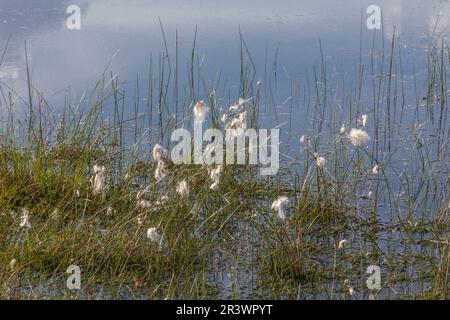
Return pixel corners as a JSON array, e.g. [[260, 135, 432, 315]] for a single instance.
[[0, 28, 448, 300]]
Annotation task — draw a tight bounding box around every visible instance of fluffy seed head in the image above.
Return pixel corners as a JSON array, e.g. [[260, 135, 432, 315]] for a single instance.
[[154, 160, 169, 182], [176, 180, 189, 199], [210, 165, 223, 184], [314, 153, 326, 168], [210, 181, 220, 192], [361, 114, 368, 127], [338, 239, 348, 250], [194, 100, 208, 122], [226, 111, 247, 137], [300, 135, 306, 143], [10, 259, 17, 271], [152, 143, 167, 162], [147, 227, 161, 243], [348, 128, 370, 146], [138, 200, 151, 209], [344, 279, 354, 296], [271, 196, 289, 220], [19, 209, 31, 229], [372, 164, 380, 174], [91, 164, 106, 195]]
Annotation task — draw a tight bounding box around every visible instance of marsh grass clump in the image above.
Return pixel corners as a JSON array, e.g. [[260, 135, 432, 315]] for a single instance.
[[0, 97, 286, 298], [0, 111, 215, 299], [0, 29, 449, 299], [257, 196, 351, 288]]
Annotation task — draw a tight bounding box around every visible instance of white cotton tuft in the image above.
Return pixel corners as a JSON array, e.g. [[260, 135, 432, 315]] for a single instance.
[[152, 143, 167, 162], [210, 165, 223, 183], [361, 114, 368, 127], [338, 239, 348, 250], [314, 153, 326, 168], [210, 181, 220, 192], [226, 111, 247, 137], [348, 128, 370, 146], [19, 209, 31, 229], [300, 135, 306, 143], [91, 164, 107, 195], [271, 196, 289, 220], [176, 180, 189, 198], [147, 227, 162, 244], [194, 100, 209, 122], [10, 259, 17, 271], [154, 160, 169, 182], [372, 164, 380, 175]]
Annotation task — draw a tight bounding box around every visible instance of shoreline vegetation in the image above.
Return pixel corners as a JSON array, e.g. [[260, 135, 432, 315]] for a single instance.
[[0, 29, 449, 299]]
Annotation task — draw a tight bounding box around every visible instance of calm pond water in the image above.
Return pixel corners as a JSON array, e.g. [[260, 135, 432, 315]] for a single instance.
[[0, 0, 448, 103], [1, 0, 449, 299]]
